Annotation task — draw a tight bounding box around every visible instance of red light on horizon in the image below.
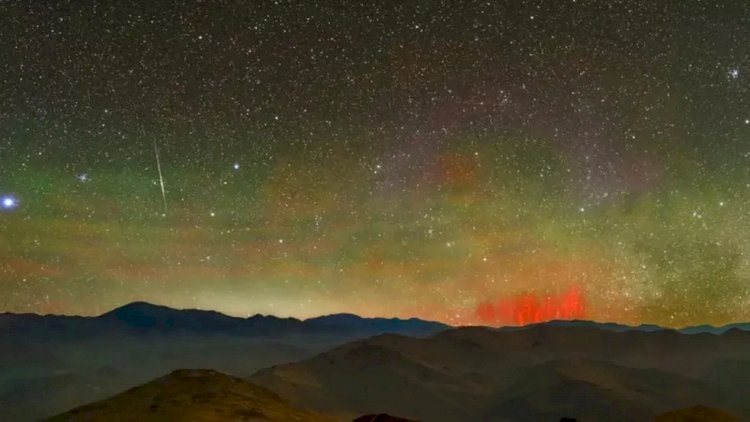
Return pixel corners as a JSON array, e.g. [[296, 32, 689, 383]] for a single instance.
[[476, 286, 587, 326]]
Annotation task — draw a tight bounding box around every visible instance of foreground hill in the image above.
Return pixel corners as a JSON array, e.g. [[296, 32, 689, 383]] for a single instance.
[[45, 369, 336, 422], [45, 367, 738, 422], [655, 405, 742, 422], [0, 302, 448, 421], [250, 326, 750, 421]]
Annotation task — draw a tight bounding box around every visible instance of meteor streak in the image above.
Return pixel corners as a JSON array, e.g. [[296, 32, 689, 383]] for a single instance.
[[153, 140, 167, 215]]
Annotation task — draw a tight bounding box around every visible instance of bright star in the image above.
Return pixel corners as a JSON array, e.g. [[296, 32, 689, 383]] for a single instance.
[[233, 163, 240, 170], [1, 195, 18, 210], [729, 69, 740, 79], [77, 173, 90, 182]]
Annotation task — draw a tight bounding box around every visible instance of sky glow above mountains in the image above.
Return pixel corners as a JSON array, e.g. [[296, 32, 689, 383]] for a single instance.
[[1, 1, 749, 327]]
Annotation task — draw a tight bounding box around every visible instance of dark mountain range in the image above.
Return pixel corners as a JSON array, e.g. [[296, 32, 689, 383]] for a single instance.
[[0, 302, 448, 421], [5, 303, 750, 421], [97, 301, 306, 336], [5, 302, 750, 341], [499, 319, 750, 335], [250, 325, 750, 421], [678, 323, 750, 335], [44, 365, 740, 422], [499, 319, 666, 333], [0, 301, 449, 339]]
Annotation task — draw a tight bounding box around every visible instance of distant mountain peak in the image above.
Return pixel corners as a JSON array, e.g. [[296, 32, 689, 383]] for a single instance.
[[99, 301, 180, 317], [304, 313, 371, 325], [306, 312, 449, 326], [303, 313, 449, 337], [97, 301, 241, 331]]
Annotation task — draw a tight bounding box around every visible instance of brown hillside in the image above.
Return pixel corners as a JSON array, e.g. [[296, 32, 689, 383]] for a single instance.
[[45, 369, 335, 422], [655, 405, 741, 422]]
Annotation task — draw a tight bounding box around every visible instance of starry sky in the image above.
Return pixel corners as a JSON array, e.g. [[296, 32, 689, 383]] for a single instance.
[[1, 1, 749, 327]]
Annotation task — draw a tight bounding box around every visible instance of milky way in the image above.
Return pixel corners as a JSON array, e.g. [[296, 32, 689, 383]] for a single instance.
[[1, 1, 749, 327]]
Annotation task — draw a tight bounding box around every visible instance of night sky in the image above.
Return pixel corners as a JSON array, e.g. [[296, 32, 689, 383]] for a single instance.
[[1, 1, 749, 327]]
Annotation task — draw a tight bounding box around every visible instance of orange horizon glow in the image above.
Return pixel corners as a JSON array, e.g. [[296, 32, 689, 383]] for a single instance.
[[476, 286, 588, 326]]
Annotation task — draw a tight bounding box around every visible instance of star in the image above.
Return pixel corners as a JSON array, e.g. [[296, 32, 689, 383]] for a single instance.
[[728, 69, 740, 79], [232, 163, 240, 170], [77, 173, 90, 183], [1, 195, 18, 210]]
